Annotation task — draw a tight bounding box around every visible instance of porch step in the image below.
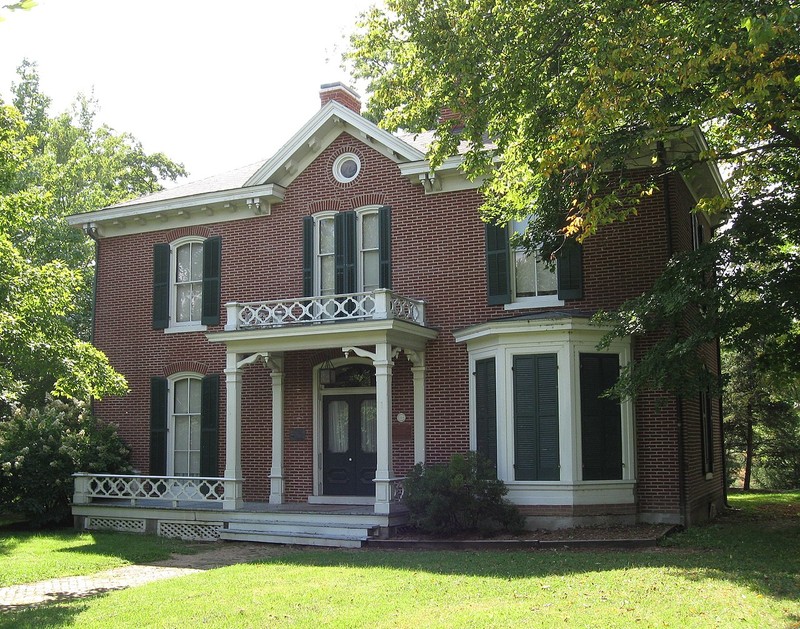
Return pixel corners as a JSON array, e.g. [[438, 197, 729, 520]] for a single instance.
[[219, 529, 366, 548], [219, 519, 378, 548]]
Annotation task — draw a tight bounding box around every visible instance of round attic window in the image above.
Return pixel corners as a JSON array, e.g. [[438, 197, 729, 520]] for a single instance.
[[333, 153, 361, 183]]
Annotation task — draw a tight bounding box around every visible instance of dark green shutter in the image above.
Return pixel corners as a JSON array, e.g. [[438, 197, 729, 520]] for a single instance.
[[152, 244, 170, 329], [378, 206, 392, 289], [475, 358, 498, 474], [556, 239, 583, 300], [201, 236, 221, 326], [580, 353, 622, 480], [486, 223, 511, 305], [334, 211, 357, 294], [200, 374, 219, 477], [513, 354, 559, 481], [150, 377, 168, 475], [302, 216, 314, 297]]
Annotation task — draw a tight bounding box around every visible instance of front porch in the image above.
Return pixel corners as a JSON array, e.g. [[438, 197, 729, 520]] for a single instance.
[[72, 473, 407, 547], [209, 288, 437, 516]]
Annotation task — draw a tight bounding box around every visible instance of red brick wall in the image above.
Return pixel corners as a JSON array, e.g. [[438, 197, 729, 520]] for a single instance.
[[92, 131, 723, 521]]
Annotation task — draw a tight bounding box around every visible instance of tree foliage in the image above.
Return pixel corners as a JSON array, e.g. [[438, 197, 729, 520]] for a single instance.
[[0, 60, 187, 406], [724, 347, 800, 490], [349, 1, 800, 396]]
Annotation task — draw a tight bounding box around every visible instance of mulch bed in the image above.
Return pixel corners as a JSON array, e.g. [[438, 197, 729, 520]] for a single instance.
[[368, 523, 679, 550]]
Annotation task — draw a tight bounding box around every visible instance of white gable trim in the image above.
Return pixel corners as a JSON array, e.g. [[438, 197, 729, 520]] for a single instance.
[[244, 101, 425, 188]]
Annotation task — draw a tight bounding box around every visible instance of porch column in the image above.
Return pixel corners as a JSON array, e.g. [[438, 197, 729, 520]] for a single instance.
[[223, 351, 244, 510], [407, 350, 427, 465], [267, 354, 285, 504], [373, 342, 395, 514]]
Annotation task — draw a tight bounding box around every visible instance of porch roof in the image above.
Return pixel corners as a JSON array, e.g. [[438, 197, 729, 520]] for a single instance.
[[207, 318, 438, 354]]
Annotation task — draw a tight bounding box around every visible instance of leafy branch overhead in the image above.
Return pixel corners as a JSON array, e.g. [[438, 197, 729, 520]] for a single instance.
[[1, 60, 187, 407], [349, 1, 800, 396]]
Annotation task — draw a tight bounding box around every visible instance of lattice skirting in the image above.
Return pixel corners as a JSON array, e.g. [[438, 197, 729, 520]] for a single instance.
[[86, 517, 146, 533], [158, 521, 222, 542]]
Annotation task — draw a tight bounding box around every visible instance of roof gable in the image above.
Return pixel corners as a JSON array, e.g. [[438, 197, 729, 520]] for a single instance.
[[244, 100, 425, 188]]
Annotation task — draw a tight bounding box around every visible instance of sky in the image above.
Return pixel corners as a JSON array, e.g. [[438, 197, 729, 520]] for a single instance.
[[0, 0, 378, 184]]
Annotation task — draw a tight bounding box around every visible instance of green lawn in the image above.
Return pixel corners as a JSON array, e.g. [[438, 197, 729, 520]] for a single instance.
[[0, 530, 197, 587], [1, 492, 798, 628]]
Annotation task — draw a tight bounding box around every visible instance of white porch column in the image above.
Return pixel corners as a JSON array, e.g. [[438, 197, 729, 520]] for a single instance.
[[267, 354, 285, 504], [407, 350, 427, 465], [223, 351, 244, 510], [373, 342, 395, 514]]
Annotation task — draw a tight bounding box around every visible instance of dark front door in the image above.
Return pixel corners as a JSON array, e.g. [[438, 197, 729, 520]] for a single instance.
[[323, 395, 377, 496]]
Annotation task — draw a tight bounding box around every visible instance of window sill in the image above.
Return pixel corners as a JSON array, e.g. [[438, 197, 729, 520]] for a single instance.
[[504, 295, 564, 310], [164, 324, 208, 334]]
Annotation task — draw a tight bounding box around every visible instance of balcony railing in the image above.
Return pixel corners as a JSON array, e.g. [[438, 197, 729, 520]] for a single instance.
[[224, 289, 427, 331]]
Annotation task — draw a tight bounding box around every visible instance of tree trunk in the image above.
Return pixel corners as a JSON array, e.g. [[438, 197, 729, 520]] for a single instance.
[[744, 401, 754, 491]]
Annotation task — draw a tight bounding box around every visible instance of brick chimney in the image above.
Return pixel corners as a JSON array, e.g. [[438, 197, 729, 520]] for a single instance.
[[320, 82, 361, 114]]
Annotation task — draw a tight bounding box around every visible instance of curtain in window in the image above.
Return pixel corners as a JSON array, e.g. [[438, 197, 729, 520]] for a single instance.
[[360, 399, 377, 453], [327, 400, 349, 453]]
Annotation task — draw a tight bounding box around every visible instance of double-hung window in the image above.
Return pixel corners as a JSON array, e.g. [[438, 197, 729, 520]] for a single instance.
[[303, 206, 391, 298], [149, 373, 219, 477], [510, 218, 558, 300], [153, 236, 221, 331], [174, 241, 204, 324], [486, 220, 582, 307]]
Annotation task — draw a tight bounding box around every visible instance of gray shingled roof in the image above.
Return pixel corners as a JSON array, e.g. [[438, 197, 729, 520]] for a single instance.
[[109, 161, 265, 209]]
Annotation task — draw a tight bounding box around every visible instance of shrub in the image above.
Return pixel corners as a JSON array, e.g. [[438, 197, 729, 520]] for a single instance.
[[403, 452, 524, 535], [0, 397, 132, 527]]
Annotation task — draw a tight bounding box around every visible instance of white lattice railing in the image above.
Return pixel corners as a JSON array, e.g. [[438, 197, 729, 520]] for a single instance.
[[73, 473, 231, 508], [225, 289, 426, 331]]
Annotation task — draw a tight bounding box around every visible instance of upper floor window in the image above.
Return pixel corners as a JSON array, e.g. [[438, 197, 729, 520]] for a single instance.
[[303, 206, 391, 297], [174, 240, 204, 324], [332, 153, 362, 184], [486, 221, 582, 308], [359, 210, 380, 292], [510, 218, 558, 301], [153, 236, 221, 331]]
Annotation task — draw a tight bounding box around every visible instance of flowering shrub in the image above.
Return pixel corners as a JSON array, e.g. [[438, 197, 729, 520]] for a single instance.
[[403, 452, 524, 535], [0, 397, 131, 526]]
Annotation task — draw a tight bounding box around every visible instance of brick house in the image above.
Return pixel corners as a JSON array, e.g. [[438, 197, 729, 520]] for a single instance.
[[67, 83, 726, 545]]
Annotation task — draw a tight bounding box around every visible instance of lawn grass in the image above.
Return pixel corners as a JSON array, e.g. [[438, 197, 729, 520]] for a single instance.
[[2, 491, 797, 628], [0, 530, 198, 587]]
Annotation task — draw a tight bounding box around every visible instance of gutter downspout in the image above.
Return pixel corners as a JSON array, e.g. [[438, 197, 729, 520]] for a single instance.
[[83, 223, 99, 344], [659, 141, 687, 527]]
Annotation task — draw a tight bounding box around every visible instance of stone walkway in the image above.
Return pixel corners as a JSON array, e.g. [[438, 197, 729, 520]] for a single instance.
[[0, 542, 290, 613], [0, 565, 201, 612]]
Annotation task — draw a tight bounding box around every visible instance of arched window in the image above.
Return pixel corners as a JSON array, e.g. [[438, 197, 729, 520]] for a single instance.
[[169, 375, 202, 477], [173, 239, 204, 324]]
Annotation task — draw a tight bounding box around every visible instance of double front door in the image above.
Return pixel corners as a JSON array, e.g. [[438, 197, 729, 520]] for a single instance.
[[323, 394, 377, 496]]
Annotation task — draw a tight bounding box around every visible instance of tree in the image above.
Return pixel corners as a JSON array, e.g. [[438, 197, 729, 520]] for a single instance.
[[724, 347, 800, 490], [0, 61, 187, 407], [348, 0, 799, 397]]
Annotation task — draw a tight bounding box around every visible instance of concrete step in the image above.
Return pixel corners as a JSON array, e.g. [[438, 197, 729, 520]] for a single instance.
[[226, 519, 378, 539], [219, 529, 366, 548]]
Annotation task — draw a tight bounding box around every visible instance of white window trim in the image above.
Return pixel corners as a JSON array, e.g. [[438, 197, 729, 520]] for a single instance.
[[505, 221, 564, 310], [332, 152, 362, 184], [462, 319, 635, 506], [167, 236, 208, 333], [312, 207, 383, 297], [313, 211, 337, 297], [166, 372, 203, 478], [356, 205, 381, 294]]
